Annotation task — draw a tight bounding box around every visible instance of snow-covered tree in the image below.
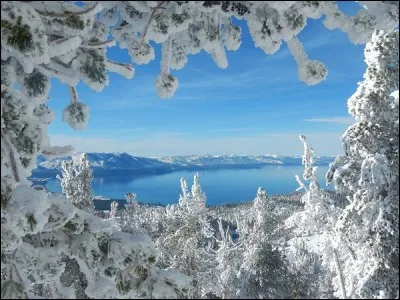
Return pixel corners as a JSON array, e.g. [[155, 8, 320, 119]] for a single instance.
[[286, 135, 337, 236], [178, 174, 207, 213], [109, 200, 119, 228], [178, 177, 190, 208], [252, 187, 277, 239], [191, 173, 207, 213], [235, 187, 291, 299], [156, 174, 209, 298], [286, 239, 334, 299], [237, 241, 292, 299], [120, 192, 144, 234], [279, 135, 342, 298], [326, 30, 399, 299], [1, 1, 399, 298], [57, 153, 95, 213]]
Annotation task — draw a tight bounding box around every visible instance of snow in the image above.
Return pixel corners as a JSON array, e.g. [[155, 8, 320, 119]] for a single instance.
[[62, 102, 89, 130], [32, 153, 334, 177], [48, 36, 82, 58], [285, 234, 325, 255], [222, 23, 242, 51], [127, 38, 155, 65], [286, 36, 327, 85], [105, 60, 135, 79], [2, 2, 398, 299], [155, 73, 179, 99]]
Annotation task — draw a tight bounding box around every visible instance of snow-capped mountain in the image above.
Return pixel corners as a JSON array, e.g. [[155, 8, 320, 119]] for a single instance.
[[31, 152, 334, 177], [158, 154, 333, 167], [33, 153, 173, 176]]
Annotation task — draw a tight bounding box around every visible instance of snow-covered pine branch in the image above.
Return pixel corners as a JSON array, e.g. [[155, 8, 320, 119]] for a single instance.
[[1, 2, 399, 299], [62, 86, 89, 130], [104, 59, 134, 79]]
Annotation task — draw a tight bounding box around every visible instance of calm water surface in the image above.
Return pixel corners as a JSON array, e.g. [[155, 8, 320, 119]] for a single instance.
[[45, 166, 332, 206]]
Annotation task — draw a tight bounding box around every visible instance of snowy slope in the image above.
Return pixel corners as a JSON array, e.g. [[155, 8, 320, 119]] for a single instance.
[[32, 152, 333, 177]]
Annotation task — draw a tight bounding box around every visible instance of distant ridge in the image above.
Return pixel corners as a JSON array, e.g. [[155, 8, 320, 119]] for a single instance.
[[32, 152, 334, 177]]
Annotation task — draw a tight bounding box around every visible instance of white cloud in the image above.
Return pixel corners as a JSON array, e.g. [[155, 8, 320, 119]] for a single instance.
[[49, 132, 344, 157], [304, 116, 355, 125]]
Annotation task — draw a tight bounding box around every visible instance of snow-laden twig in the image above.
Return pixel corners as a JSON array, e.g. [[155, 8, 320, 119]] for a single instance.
[[80, 39, 116, 49], [34, 1, 102, 18], [1, 131, 20, 183]]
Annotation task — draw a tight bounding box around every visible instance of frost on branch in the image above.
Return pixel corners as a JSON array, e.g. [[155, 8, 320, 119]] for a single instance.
[[155, 73, 179, 99], [62, 86, 89, 130], [286, 36, 327, 85], [48, 36, 82, 58], [105, 59, 135, 79], [1, 2, 50, 73], [222, 21, 242, 51], [156, 37, 179, 99], [1, 2, 399, 299]]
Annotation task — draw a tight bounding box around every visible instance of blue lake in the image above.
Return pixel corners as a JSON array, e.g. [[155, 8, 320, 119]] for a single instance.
[[45, 165, 332, 206]]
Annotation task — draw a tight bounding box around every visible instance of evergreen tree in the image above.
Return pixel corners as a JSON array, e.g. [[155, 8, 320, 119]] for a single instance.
[[156, 173, 209, 298], [57, 153, 95, 213], [286, 135, 338, 236], [120, 192, 140, 234], [236, 187, 290, 299], [1, 2, 398, 298], [326, 30, 399, 299], [109, 200, 119, 229]]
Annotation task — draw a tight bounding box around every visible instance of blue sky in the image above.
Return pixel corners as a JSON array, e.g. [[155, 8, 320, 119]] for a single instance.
[[48, 2, 366, 157]]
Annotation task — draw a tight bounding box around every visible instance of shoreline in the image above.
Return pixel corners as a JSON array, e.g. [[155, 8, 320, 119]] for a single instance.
[[47, 190, 311, 211]]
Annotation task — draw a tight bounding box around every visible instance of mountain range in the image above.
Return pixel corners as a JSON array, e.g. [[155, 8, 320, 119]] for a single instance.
[[31, 152, 334, 177]]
